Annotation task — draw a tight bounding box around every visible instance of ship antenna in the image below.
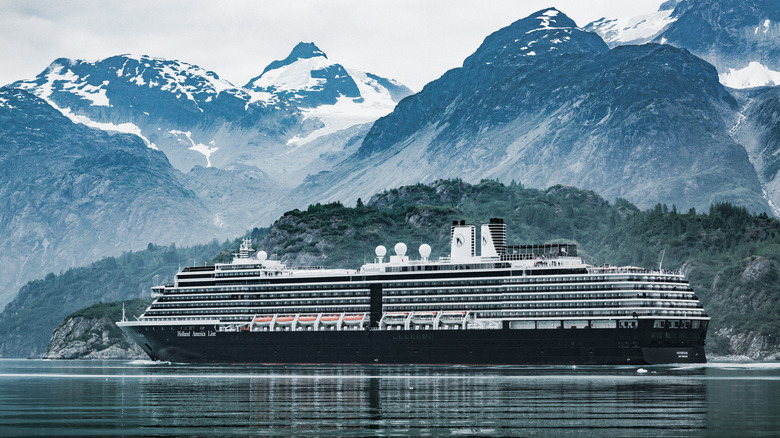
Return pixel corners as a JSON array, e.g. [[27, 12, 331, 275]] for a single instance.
[[122, 303, 126, 322], [659, 249, 665, 271]]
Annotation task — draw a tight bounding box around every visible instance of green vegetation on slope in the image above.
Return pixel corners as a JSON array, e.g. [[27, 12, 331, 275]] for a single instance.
[[0, 240, 232, 358], [258, 180, 780, 356], [13, 179, 780, 358], [58, 299, 152, 352]]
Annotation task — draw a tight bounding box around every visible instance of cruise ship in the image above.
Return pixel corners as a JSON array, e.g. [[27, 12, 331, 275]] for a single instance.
[[117, 218, 709, 364]]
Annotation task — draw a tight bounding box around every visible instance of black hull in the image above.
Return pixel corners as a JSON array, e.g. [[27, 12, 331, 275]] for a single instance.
[[121, 321, 707, 365]]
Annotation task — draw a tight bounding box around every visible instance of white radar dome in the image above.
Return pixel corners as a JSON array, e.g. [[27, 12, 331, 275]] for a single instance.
[[419, 244, 431, 259], [375, 245, 387, 257], [394, 242, 407, 256], [257, 250, 268, 261]]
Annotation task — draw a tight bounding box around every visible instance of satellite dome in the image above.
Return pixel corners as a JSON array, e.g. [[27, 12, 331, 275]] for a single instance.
[[257, 250, 268, 261], [394, 242, 407, 256], [419, 244, 431, 259], [375, 245, 387, 257]]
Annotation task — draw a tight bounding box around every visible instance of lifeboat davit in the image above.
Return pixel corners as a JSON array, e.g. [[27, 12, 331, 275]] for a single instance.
[[411, 311, 437, 324], [383, 312, 409, 325], [439, 311, 466, 324]]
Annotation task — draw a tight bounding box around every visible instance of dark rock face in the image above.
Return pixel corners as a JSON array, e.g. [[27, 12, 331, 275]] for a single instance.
[[729, 87, 780, 215], [293, 9, 769, 215]]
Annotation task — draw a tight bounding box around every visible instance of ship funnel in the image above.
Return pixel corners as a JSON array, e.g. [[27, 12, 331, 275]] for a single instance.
[[451, 221, 475, 261], [481, 218, 506, 258]]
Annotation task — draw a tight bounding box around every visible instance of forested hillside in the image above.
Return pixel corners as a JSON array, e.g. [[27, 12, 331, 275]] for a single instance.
[[258, 180, 780, 358], [27, 179, 780, 359], [0, 240, 235, 358]]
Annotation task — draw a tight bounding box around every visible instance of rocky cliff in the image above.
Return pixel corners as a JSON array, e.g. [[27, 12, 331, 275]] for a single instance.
[[44, 315, 145, 360], [40, 299, 151, 360]]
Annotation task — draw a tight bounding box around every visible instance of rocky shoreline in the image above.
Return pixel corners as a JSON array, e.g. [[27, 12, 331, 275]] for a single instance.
[[44, 316, 146, 360]]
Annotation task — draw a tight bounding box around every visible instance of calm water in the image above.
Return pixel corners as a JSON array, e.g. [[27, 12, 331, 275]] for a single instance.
[[0, 360, 778, 437]]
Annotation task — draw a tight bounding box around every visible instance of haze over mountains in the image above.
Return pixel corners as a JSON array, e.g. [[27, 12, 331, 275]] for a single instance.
[[2, 0, 780, 310]]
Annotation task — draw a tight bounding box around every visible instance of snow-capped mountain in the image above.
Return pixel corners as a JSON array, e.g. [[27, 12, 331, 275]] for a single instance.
[[10, 54, 300, 173], [290, 8, 770, 217], [1, 46, 411, 307], [246, 42, 412, 144], [8, 47, 410, 228], [11, 46, 411, 175], [586, 0, 780, 89]]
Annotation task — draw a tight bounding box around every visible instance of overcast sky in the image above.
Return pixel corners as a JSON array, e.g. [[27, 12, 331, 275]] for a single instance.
[[0, 0, 665, 91]]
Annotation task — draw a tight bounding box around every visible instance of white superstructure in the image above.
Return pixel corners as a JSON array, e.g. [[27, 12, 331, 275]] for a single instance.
[[130, 218, 708, 336]]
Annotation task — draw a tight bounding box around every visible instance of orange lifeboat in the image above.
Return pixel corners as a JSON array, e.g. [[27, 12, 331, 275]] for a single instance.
[[275, 316, 295, 325], [320, 315, 340, 325], [343, 314, 365, 325], [298, 315, 317, 325], [253, 315, 273, 326]]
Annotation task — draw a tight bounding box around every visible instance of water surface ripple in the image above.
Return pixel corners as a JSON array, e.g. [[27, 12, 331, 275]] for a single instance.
[[1, 360, 778, 436]]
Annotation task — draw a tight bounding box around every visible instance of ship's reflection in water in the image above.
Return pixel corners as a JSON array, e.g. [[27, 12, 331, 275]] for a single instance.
[[236, 366, 707, 436], [1, 361, 779, 436], [131, 364, 777, 436]]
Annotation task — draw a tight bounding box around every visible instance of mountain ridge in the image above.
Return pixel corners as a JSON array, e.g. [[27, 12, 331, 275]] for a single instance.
[[291, 9, 770, 218]]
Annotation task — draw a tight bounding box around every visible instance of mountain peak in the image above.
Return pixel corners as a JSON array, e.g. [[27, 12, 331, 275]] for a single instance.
[[463, 8, 608, 69], [261, 42, 327, 76], [530, 8, 573, 30]]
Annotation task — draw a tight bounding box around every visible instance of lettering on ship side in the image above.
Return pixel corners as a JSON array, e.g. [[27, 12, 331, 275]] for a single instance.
[[177, 331, 217, 337]]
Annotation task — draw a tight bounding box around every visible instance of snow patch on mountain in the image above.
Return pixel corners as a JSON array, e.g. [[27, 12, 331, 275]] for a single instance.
[[242, 89, 278, 107], [14, 62, 158, 148], [720, 62, 780, 88], [21, 62, 111, 107], [756, 19, 772, 35], [585, 9, 676, 46], [59, 106, 158, 149], [249, 56, 334, 93], [287, 68, 401, 146], [170, 130, 218, 167]]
